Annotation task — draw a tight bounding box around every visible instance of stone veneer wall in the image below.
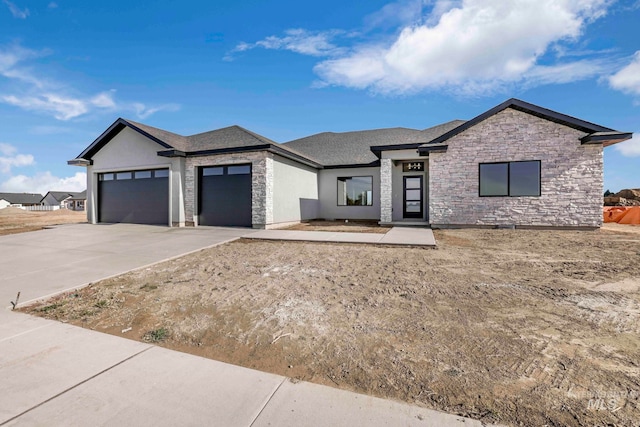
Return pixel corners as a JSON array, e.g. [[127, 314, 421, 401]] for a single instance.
[[185, 151, 273, 228], [429, 108, 603, 227], [380, 158, 393, 223]]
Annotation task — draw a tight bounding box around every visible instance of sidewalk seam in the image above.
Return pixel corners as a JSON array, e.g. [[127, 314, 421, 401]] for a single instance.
[[248, 377, 287, 427], [0, 322, 53, 344], [0, 345, 153, 426]]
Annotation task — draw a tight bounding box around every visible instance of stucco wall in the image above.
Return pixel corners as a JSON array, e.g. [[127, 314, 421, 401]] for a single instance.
[[272, 155, 319, 224], [318, 167, 381, 220], [87, 127, 177, 225], [428, 108, 603, 227], [0, 199, 9, 209], [185, 151, 271, 227]]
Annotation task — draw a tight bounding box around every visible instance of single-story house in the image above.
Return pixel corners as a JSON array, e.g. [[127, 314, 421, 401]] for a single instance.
[[0, 192, 43, 209], [68, 98, 632, 229], [41, 191, 87, 211]]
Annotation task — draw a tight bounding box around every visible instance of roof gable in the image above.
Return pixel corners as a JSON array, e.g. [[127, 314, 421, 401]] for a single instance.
[[419, 98, 631, 150]]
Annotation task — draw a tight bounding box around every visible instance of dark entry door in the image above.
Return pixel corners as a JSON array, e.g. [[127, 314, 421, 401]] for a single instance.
[[199, 164, 252, 227], [403, 176, 423, 219], [98, 169, 169, 225]]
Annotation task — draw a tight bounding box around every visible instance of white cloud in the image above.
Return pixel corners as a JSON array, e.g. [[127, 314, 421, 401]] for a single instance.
[[48, 2, 58, 9], [313, 0, 613, 94], [2, 94, 89, 120], [614, 132, 640, 157], [90, 91, 117, 109], [0, 143, 34, 174], [2, 0, 29, 19], [609, 51, 640, 96], [226, 29, 346, 60], [0, 171, 86, 194], [131, 102, 181, 119], [0, 44, 178, 121], [235, 0, 615, 95]]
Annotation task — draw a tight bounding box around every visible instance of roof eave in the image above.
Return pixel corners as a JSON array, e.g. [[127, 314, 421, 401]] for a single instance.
[[580, 132, 633, 146], [417, 144, 449, 155], [67, 158, 92, 166], [157, 149, 186, 158], [370, 143, 423, 158]]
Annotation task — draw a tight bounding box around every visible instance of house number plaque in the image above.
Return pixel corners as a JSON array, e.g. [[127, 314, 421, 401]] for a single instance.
[[402, 162, 424, 172]]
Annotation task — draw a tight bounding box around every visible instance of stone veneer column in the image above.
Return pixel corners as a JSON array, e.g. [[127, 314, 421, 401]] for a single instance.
[[380, 158, 393, 223], [252, 154, 274, 228]]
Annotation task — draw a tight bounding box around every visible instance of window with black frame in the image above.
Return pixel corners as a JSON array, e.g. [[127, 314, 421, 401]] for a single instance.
[[479, 161, 541, 197], [337, 176, 373, 206]]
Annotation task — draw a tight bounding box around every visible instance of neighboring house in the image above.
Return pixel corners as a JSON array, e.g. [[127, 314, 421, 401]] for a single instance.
[[41, 191, 87, 211], [0, 192, 43, 209], [68, 98, 631, 229]]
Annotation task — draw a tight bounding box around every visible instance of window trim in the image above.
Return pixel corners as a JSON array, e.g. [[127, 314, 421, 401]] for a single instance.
[[479, 160, 541, 197], [337, 175, 374, 207]]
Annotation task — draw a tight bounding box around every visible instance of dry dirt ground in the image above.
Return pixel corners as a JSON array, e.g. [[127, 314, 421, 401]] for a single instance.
[[23, 226, 640, 426], [283, 220, 389, 234], [0, 207, 86, 235]]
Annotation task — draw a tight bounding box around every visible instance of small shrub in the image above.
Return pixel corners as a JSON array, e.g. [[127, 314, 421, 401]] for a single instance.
[[144, 328, 169, 343]]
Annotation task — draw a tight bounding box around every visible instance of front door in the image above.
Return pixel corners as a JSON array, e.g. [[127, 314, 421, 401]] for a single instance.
[[403, 176, 423, 219]]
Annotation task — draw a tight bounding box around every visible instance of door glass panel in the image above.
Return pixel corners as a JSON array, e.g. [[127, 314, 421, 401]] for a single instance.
[[228, 165, 251, 175], [203, 167, 223, 176], [116, 172, 132, 180], [405, 189, 421, 200], [154, 169, 169, 178], [405, 178, 421, 189], [406, 202, 421, 212]]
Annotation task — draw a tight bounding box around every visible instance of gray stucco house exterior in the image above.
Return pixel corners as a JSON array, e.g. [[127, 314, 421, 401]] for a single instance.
[[69, 99, 631, 229]]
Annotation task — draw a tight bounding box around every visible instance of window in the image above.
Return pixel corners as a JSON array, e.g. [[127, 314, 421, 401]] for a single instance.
[[153, 169, 169, 178], [337, 176, 373, 206], [134, 171, 152, 179], [479, 161, 540, 197], [227, 165, 251, 175], [202, 167, 224, 176], [116, 172, 132, 180], [99, 173, 114, 181]]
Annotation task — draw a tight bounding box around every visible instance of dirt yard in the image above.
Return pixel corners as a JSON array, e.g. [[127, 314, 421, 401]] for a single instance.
[[23, 227, 640, 426], [0, 207, 86, 235], [283, 219, 389, 233]]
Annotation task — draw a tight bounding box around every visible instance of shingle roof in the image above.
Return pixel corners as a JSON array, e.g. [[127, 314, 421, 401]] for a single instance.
[[283, 120, 466, 166], [0, 192, 43, 205], [44, 191, 86, 202]]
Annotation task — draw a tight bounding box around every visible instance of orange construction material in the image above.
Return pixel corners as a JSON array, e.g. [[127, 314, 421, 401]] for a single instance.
[[603, 206, 631, 223], [617, 206, 640, 224]]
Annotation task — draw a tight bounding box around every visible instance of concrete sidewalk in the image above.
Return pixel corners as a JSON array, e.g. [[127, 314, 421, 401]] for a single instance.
[[0, 224, 483, 426], [246, 226, 436, 246]]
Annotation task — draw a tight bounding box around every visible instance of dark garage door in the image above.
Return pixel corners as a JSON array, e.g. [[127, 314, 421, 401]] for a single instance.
[[199, 164, 252, 227], [98, 169, 169, 225]]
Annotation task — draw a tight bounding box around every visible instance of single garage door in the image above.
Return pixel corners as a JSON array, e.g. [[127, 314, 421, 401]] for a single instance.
[[98, 169, 169, 225], [199, 164, 252, 227]]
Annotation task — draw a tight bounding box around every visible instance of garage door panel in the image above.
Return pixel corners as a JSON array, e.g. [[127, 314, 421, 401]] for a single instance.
[[98, 171, 168, 225], [199, 166, 252, 227]]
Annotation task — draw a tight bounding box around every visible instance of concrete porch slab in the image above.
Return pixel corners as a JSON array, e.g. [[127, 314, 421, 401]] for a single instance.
[[244, 227, 436, 247]]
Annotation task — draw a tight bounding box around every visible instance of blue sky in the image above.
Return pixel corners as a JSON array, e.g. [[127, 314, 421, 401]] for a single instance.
[[0, 0, 638, 194]]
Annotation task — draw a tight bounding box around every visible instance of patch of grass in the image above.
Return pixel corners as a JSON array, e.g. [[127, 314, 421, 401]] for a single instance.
[[144, 327, 169, 343], [37, 302, 63, 313], [140, 284, 158, 291], [94, 300, 108, 308]]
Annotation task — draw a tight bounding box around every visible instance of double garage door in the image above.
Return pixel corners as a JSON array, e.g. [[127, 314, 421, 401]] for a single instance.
[[98, 169, 169, 225], [97, 164, 252, 227]]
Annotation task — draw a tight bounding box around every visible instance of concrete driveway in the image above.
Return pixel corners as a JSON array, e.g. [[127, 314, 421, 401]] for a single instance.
[[0, 224, 484, 427], [0, 223, 254, 307]]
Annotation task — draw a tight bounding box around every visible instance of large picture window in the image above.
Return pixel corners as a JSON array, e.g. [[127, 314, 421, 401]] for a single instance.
[[479, 161, 541, 197], [337, 176, 373, 206]]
